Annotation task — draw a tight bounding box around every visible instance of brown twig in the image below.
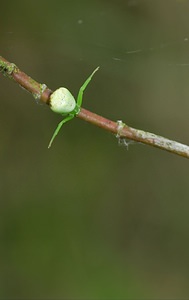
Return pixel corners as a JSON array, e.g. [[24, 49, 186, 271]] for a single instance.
[[1, 55, 189, 159]]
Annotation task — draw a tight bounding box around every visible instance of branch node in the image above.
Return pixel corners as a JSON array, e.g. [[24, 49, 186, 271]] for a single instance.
[[116, 120, 126, 138], [32, 83, 47, 101], [0, 62, 18, 79]]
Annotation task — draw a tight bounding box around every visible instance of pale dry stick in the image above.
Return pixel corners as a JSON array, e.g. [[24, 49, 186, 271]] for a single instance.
[[0, 55, 189, 159]]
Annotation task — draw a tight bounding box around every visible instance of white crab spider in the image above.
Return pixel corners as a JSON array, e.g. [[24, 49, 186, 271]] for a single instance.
[[48, 67, 99, 148]]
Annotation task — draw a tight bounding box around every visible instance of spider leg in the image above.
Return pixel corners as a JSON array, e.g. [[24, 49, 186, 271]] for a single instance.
[[48, 115, 74, 148], [76, 67, 99, 108]]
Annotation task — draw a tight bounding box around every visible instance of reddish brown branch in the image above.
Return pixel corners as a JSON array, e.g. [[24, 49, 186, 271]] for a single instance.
[[0, 56, 53, 103], [1, 55, 189, 159]]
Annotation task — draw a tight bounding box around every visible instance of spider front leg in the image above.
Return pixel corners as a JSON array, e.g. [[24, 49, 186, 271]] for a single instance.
[[48, 114, 74, 148], [76, 67, 99, 109]]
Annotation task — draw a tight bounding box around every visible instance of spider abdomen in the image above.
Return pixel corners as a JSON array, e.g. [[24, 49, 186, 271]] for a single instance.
[[50, 87, 76, 114]]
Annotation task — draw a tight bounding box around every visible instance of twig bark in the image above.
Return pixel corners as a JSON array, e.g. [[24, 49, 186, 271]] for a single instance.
[[1, 55, 189, 159]]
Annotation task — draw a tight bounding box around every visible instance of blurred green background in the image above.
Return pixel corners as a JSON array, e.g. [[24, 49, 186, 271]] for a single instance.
[[1, 0, 189, 298]]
